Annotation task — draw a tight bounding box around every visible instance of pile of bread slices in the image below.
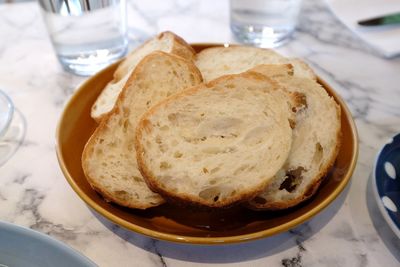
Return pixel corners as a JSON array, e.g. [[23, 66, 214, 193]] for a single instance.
[[82, 31, 341, 211]]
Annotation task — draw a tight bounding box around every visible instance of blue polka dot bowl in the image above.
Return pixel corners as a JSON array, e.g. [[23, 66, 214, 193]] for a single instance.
[[373, 133, 400, 238]]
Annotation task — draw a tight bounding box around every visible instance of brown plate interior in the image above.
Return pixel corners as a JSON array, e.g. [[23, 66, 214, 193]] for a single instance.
[[56, 44, 358, 244]]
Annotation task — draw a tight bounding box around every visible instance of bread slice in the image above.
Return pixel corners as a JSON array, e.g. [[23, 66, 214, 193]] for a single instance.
[[247, 64, 341, 210], [82, 51, 203, 209], [91, 31, 196, 122], [195, 46, 316, 82], [135, 72, 294, 208]]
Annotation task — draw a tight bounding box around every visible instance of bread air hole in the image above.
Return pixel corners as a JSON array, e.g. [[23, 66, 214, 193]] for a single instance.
[[168, 113, 177, 124], [160, 161, 171, 170], [279, 166, 306, 192], [189, 73, 195, 83], [291, 92, 308, 113], [159, 145, 167, 153], [123, 120, 129, 133], [122, 107, 130, 117], [210, 167, 220, 174], [114, 190, 129, 200], [109, 141, 117, 148], [253, 196, 267, 205], [174, 151, 183, 158], [234, 164, 249, 175], [127, 143, 133, 152], [132, 176, 141, 182], [199, 187, 221, 202], [312, 142, 324, 165], [226, 83, 236, 89], [289, 119, 296, 129]]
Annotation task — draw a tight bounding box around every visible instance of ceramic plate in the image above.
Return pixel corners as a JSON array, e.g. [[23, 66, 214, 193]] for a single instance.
[[0, 221, 95, 267], [373, 133, 400, 238], [56, 44, 358, 244]]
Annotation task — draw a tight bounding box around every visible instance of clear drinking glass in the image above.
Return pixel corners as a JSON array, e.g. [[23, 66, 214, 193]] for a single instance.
[[39, 0, 128, 76], [230, 0, 302, 48], [0, 90, 26, 167]]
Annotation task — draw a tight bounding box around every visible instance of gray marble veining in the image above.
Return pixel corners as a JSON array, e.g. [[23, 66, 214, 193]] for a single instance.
[[0, 0, 399, 266]]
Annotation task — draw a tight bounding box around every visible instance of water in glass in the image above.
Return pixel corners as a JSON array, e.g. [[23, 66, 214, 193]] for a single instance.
[[230, 0, 302, 47], [40, 0, 128, 76]]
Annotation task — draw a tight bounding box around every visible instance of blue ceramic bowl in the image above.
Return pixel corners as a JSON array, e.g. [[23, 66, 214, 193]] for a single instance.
[[373, 133, 400, 238], [0, 221, 96, 267]]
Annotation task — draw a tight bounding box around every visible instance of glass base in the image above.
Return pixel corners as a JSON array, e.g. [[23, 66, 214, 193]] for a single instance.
[[231, 24, 294, 48], [57, 46, 128, 76], [0, 91, 14, 138], [0, 108, 26, 167]]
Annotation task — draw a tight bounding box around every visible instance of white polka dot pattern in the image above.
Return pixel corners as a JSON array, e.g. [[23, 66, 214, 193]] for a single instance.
[[384, 161, 396, 179], [382, 196, 398, 212]]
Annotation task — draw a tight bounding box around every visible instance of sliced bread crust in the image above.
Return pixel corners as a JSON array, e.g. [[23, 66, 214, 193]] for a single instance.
[[91, 31, 196, 122], [195, 46, 316, 82], [82, 51, 203, 209], [247, 65, 341, 210], [135, 72, 294, 208]]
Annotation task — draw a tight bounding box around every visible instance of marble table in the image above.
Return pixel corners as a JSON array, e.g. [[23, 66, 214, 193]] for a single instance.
[[1, 0, 400, 266]]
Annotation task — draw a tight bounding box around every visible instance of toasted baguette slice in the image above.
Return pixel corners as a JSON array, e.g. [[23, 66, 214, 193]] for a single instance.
[[91, 31, 196, 122], [82, 51, 203, 209], [195, 46, 316, 82], [247, 64, 341, 210], [135, 72, 294, 208]]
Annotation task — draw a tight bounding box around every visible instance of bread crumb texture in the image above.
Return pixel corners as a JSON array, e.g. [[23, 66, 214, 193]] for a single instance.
[[136, 73, 294, 207]]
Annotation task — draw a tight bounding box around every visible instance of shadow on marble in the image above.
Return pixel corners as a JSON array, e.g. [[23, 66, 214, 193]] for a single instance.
[[90, 182, 349, 263], [366, 173, 400, 262]]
